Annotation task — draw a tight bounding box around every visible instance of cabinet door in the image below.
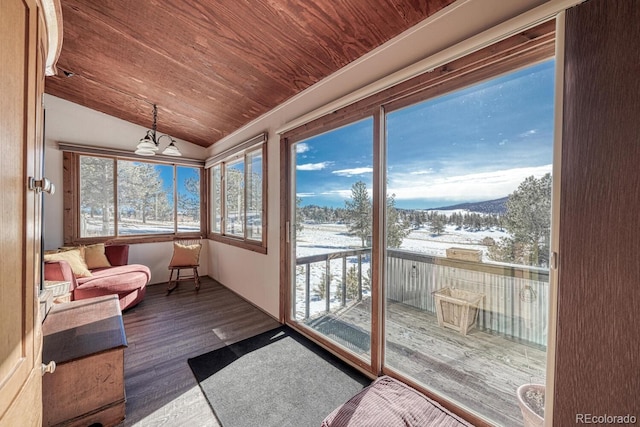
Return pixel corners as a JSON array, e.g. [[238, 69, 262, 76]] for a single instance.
[[0, 0, 45, 424]]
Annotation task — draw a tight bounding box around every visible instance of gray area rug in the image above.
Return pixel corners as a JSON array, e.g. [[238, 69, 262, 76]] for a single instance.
[[188, 326, 371, 427]]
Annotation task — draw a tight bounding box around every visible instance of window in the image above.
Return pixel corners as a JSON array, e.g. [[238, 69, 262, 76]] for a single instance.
[[208, 134, 266, 252], [292, 118, 374, 361], [64, 150, 203, 243]]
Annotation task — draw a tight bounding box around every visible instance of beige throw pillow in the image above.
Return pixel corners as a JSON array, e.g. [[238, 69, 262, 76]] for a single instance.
[[84, 243, 111, 269], [169, 242, 202, 267], [44, 248, 92, 277]]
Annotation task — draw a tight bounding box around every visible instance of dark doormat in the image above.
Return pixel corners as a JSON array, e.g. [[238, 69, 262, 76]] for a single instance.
[[188, 326, 371, 427]]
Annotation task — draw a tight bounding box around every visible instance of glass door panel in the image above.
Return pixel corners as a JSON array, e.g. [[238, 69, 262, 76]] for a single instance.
[[291, 118, 374, 361], [384, 60, 555, 426]]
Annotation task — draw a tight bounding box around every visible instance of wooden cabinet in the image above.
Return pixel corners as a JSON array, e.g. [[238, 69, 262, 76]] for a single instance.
[[42, 295, 127, 427]]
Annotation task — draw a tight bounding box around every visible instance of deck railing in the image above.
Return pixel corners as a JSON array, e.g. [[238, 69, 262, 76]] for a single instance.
[[296, 248, 370, 320], [295, 248, 549, 347]]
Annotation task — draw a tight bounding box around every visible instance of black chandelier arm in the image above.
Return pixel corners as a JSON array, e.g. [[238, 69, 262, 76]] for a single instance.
[[157, 134, 176, 144], [141, 129, 157, 145]]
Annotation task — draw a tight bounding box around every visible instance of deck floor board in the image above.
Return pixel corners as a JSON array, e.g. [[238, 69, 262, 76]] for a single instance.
[[319, 299, 547, 426]]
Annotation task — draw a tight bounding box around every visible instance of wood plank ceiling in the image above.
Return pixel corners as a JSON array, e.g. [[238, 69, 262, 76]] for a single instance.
[[45, 0, 455, 148]]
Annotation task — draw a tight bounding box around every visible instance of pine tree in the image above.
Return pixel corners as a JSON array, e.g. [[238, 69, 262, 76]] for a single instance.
[[117, 161, 168, 224], [346, 265, 359, 299], [315, 271, 332, 300], [295, 197, 304, 233], [386, 193, 411, 248], [224, 167, 244, 231], [429, 214, 446, 235], [490, 174, 552, 267], [504, 173, 552, 266], [345, 181, 372, 247], [177, 173, 200, 221], [79, 156, 114, 234]]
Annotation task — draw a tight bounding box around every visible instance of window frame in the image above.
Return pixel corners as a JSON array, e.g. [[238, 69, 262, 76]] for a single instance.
[[62, 150, 206, 245], [207, 135, 267, 254]]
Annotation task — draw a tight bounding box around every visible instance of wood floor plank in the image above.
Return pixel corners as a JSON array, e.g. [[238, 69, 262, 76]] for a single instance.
[[118, 277, 280, 426]]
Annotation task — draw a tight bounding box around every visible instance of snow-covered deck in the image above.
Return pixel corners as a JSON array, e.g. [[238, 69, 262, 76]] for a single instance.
[[306, 300, 546, 426]]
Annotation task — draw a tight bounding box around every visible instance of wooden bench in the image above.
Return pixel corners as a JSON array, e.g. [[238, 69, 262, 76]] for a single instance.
[[42, 295, 127, 427]]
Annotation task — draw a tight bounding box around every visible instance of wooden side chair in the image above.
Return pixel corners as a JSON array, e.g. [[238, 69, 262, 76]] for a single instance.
[[166, 239, 202, 295]]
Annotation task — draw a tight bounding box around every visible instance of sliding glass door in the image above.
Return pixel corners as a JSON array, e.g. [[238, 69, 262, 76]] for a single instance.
[[283, 20, 556, 426], [384, 60, 555, 425], [290, 118, 374, 363]]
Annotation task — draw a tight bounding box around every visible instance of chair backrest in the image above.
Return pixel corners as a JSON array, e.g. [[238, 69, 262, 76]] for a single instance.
[[174, 239, 201, 247]]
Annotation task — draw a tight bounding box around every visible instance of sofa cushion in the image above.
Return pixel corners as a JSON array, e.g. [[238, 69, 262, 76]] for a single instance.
[[44, 248, 92, 278], [76, 264, 150, 294], [105, 244, 129, 266], [84, 243, 111, 269]]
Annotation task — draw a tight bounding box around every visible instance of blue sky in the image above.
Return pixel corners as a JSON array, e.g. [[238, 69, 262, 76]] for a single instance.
[[157, 165, 199, 199], [295, 60, 555, 209]]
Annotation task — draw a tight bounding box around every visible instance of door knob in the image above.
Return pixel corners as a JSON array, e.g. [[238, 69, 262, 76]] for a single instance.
[[41, 361, 56, 375]]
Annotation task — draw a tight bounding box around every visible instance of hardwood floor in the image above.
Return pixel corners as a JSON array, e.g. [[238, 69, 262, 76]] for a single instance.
[[118, 277, 280, 426]]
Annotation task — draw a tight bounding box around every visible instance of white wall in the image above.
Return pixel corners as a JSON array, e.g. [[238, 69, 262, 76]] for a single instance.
[[43, 95, 209, 284], [44, 0, 577, 315]]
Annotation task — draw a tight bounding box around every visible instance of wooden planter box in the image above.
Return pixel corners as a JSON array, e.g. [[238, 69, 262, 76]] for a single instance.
[[433, 287, 484, 335], [445, 247, 483, 262]]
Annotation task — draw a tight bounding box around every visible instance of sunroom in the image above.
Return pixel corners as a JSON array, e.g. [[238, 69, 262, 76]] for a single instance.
[[26, 0, 638, 426]]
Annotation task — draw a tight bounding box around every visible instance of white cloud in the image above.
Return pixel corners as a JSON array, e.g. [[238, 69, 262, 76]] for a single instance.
[[410, 169, 434, 175], [297, 162, 331, 171], [296, 143, 310, 153], [332, 167, 373, 177], [388, 164, 552, 202], [296, 192, 316, 198], [319, 188, 374, 199], [518, 129, 537, 138], [320, 189, 353, 198]]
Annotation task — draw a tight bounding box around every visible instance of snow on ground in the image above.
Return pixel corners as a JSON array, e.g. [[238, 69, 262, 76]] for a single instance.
[[295, 223, 509, 258], [293, 222, 510, 319], [400, 225, 509, 258], [81, 217, 200, 236]]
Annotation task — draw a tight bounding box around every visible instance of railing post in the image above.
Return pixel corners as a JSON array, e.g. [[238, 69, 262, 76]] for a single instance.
[[358, 254, 363, 301], [341, 257, 347, 307], [325, 259, 331, 313], [305, 263, 310, 320]]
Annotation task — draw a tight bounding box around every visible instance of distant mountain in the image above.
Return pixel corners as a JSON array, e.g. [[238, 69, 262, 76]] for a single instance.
[[432, 196, 508, 215]]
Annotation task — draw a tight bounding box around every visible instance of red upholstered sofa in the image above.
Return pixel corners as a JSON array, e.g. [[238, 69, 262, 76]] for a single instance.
[[44, 244, 150, 311]]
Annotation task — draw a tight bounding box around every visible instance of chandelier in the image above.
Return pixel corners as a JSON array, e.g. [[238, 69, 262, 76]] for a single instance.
[[135, 104, 182, 156]]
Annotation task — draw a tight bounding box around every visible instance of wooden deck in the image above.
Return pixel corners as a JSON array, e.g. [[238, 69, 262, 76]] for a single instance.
[[118, 278, 280, 426], [314, 299, 547, 426]]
